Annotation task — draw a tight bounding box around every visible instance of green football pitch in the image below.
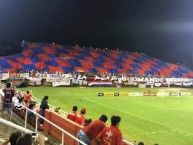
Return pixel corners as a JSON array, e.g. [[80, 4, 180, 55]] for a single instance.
[[22, 86, 193, 145]]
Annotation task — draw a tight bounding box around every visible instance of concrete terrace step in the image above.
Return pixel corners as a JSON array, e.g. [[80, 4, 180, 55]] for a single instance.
[[0, 114, 16, 144], [0, 112, 61, 145]]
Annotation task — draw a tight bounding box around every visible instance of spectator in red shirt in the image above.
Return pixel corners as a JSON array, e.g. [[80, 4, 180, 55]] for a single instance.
[[75, 108, 86, 125], [77, 114, 108, 145], [24, 91, 32, 102], [67, 105, 78, 122], [97, 115, 123, 145]]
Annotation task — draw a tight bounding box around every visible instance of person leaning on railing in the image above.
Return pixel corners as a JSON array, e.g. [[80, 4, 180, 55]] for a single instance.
[[96, 115, 122, 145], [77, 114, 108, 145], [39, 96, 49, 124]]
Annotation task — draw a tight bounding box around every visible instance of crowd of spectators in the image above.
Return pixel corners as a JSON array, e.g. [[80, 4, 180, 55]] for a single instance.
[[0, 82, 49, 126], [0, 82, 49, 145], [74, 113, 125, 145], [66, 104, 124, 145], [66, 105, 123, 145]]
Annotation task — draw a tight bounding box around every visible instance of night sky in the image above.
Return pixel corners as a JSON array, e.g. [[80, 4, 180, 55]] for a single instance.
[[0, 0, 193, 66]]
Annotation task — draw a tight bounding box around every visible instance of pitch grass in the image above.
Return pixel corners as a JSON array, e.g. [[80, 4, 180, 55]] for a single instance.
[[22, 86, 193, 145]]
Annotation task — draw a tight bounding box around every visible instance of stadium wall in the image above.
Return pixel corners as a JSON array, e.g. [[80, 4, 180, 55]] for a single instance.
[[43, 110, 132, 145]]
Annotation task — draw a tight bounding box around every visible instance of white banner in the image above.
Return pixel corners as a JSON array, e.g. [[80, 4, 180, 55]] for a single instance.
[[146, 81, 154, 86], [78, 80, 83, 85], [72, 79, 79, 84], [78, 80, 87, 85], [82, 80, 87, 85], [52, 80, 71, 87], [88, 81, 112, 86], [28, 77, 42, 82], [154, 82, 162, 87], [19, 73, 29, 78], [2, 73, 9, 80], [46, 78, 59, 83], [183, 82, 193, 86], [138, 83, 146, 88], [28, 77, 42, 85], [174, 82, 182, 86]]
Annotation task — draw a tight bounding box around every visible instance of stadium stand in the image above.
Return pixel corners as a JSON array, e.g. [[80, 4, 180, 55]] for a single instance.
[[1, 42, 193, 145], [0, 42, 192, 77]]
